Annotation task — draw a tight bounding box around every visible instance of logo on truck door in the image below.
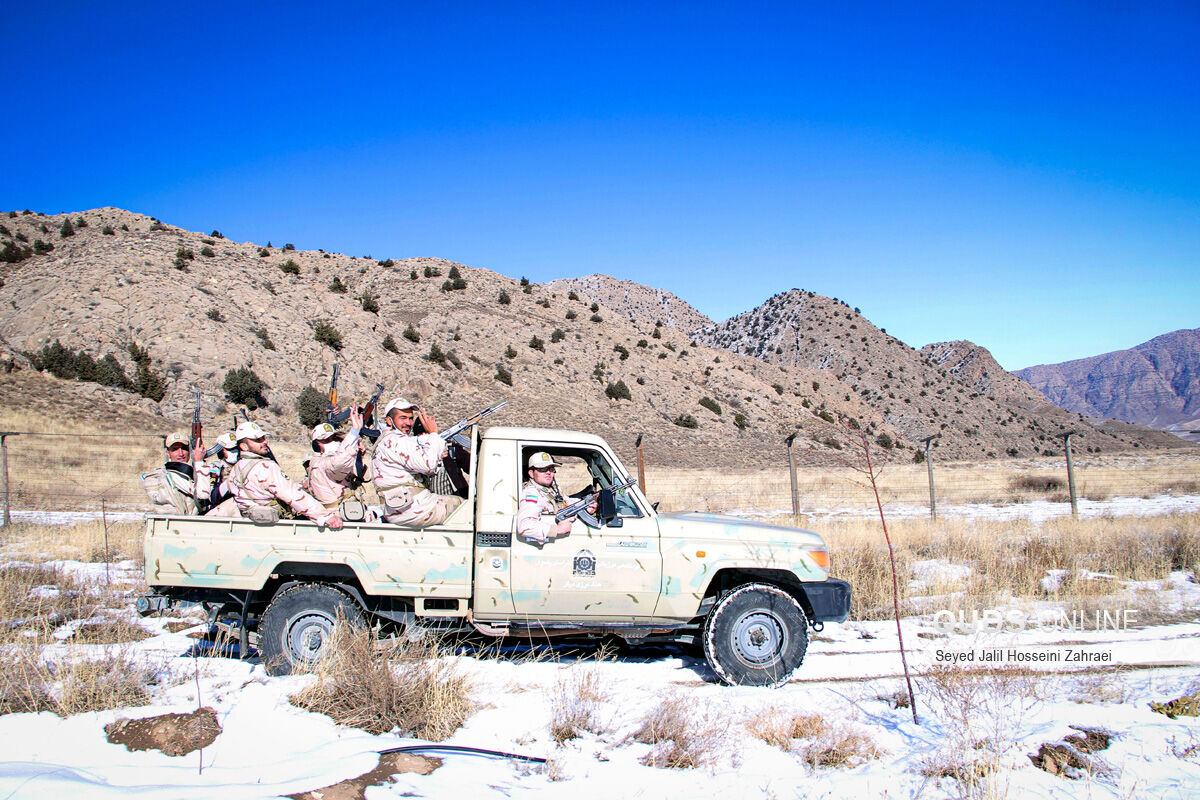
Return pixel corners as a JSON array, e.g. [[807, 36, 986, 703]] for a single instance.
[[572, 549, 596, 577]]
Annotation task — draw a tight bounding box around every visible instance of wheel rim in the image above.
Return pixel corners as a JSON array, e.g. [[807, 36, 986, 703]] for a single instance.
[[286, 611, 335, 664], [731, 608, 788, 668]]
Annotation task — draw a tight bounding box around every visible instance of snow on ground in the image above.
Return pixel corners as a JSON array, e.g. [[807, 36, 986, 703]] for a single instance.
[[737, 493, 1200, 523], [2, 506, 1200, 798]]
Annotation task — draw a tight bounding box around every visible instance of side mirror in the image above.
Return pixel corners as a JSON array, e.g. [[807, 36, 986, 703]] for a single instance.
[[597, 488, 619, 525]]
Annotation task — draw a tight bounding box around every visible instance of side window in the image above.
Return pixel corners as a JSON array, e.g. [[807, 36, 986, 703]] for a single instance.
[[519, 446, 642, 518], [583, 451, 642, 519]]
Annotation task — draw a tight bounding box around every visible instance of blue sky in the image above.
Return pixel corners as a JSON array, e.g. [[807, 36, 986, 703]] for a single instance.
[[2, 2, 1197, 370]]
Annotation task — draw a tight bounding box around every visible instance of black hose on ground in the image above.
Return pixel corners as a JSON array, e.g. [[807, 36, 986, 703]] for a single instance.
[[378, 744, 546, 764]]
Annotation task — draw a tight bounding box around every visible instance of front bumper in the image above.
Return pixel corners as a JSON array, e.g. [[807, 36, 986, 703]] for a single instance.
[[800, 578, 852, 623]]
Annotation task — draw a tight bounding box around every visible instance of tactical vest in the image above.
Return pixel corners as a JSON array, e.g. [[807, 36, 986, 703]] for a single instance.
[[140, 463, 197, 515]]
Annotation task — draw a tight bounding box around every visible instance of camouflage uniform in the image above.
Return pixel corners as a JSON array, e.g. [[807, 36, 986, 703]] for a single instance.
[[371, 427, 462, 527], [227, 453, 338, 526], [515, 479, 567, 543]]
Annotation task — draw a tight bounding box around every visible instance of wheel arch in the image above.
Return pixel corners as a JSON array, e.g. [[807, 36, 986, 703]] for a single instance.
[[701, 567, 819, 624]]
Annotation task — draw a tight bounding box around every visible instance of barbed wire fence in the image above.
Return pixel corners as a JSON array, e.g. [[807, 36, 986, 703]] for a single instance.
[[1, 429, 1198, 529]]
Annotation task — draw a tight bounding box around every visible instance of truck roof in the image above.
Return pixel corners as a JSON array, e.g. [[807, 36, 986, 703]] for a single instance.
[[482, 426, 613, 449]]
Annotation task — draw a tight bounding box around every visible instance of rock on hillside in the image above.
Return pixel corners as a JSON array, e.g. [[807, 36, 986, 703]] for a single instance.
[[692, 289, 1186, 460], [0, 208, 902, 469], [544, 274, 712, 333], [1016, 329, 1200, 434]]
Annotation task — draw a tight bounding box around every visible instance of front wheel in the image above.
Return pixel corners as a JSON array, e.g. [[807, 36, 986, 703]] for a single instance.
[[259, 583, 365, 676], [702, 583, 809, 687]]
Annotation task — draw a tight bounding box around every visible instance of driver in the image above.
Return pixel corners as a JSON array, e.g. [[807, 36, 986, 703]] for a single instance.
[[515, 452, 595, 544]]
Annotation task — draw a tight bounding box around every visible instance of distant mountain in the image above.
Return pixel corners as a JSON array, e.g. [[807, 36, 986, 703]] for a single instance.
[[1016, 329, 1200, 441], [691, 289, 1187, 459]]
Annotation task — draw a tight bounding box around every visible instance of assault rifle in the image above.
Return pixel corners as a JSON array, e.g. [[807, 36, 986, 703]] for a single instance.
[[329, 382, 384, 429], [554, 477, 636, 529], [190, 391, 202, 462], [326, 363, 340, 424], [438, 399, 506, 448]]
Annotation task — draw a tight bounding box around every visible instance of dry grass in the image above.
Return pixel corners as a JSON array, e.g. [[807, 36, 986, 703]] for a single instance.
[[634, 694, 729, 769], [2, 521, 144, 564], [746, 709, 883, 769], [549, 665, 610, 743], [0, 563, 99, 643], [290, 621, 473, 740], [0, 644, 157, 716], [67, 615, 154, 644], [813, 513, 1200, 621]]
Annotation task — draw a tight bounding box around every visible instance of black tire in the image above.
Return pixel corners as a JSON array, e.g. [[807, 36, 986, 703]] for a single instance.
[[702, 583, 809, 687], [259, 583, 365, 677]]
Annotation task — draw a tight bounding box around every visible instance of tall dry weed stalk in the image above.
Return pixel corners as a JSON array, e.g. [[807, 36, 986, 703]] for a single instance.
[[0, 644, 156, 716], [290, 620, 473, 740], [746, 708, 884, 770], [549, 665, 610, 743], [634, 694, 729, 769]]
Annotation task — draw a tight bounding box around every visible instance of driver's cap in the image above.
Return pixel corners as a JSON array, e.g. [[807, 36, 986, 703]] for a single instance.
[[528, 451, 561, 469], [234, 421, 267, 441]]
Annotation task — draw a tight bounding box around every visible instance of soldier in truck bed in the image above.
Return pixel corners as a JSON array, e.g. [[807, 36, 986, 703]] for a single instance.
[[307, 406, 370, 508], [371, 398, 462, 527], [226, 421, 343, 529], [139, 430, 207, 515]]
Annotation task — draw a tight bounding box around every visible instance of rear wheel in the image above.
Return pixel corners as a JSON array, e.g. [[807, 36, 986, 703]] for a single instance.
[[259, 583, 364, 676], [702, 583, 808, 687]]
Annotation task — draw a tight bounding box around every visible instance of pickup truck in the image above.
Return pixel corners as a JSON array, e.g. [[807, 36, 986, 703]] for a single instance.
[[140, 425, 851, 687]]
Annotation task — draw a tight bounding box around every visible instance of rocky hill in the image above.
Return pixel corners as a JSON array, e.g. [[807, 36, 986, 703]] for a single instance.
[[1016, 329, 1200, 442], [544, 274, 712, 333], [691, 289, 1187, 459], [0, 209, 1185, 466], [0, 209, 903, 469]]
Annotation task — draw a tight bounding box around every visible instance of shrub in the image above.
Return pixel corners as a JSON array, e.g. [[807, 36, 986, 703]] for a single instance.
[[176, 247, 195, 261], [254, 327, 275, 350], [59, 218, 74, 238], [495, 365, 513, 386], [74, 216, 87, 228], [223, 366, 266, 408], [651, 327, 661, 339], [378, 258, 395, 268], [211, 229, 224, 238], [613, 344, 629, 360], [259, 247, 270, 257], [818, 409, 835, 423], [0, 241, 31, 263], [313, 320, 343, 350], [636, 339, 648, 348], [605, 380, 632, 401], [296, 386, 328, 428], [423, 265, 441, 278], [280, 259, 300, 274], [812, 381, 821, 392], [427, 343, 447, 365], [699, 396, 722, 416], [673, 414, 698, 429], [505, 345, 517, 359], [205, 307, 225, 322], [441, 277, 467, 292], [448, 265, 461, 280], [401, 324, 420, 343], [565, 310, 577, 320], [589, 302, 599, 312], [328, 276, 347, 293], [550, 666, 610, 743], [522, 284, 532, 295], [529, 336, 545, 352], [382, 334, 399, 353], [734, 413, 748, 429], [520, 276, 530, 287], [101, 225, 115, 236], [590, 314, 603, 323], [875, 433, 894, 450], [568, 291, 579, 300], [551, 329, 565, 343], [772, 383, 784, 395], [498, 290, 511, 305], [358, 289, 379, 314]]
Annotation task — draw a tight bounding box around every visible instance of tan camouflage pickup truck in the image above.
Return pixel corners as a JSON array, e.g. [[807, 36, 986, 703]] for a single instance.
[[140, 425, 850, 686]]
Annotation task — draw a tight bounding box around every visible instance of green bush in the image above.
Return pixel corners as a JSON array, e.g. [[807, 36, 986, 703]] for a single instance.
[[206, 307, 225, 322], [589, 302, 599, 312], [359, 289, 379, 314], [875, 433, 894, 450], [495, 365, 513, 386], [699, 396, 722, 416], [772, 383, 784, 395], [423, 265, 441, 278], [199, 245, 215, 256], [378, 258, 395, 268], [283, 243, 296, 251], [529, 336, 544, 352], [733, 413, 748, 430], [427, 343, 447, 365], [565, 310, 577, 320], [382, 334, 399, 353], [102, 225, 115, 236], [613, 344, 629, 360], [651, 327, 661, 339], [259, 247, 270, 257], [441, 277, 467, 292], [550, 329, 565, 343], [296, 386, 327, 428], [446, 350, 463, 369], [498, 290, 511, 305], [0, 241, 31, 263], [505, 345, 517, 359], [328, 276, 347, 293], [520, 276, 530, 287], [254, 327, 275, 350], [313, 320, 343, 350], [59, 218, 74, 238], [590, 314, 602, 323], [636, 339, 648, 348], [223, 366, 267, 408], [605, 380, 631, 401], [280, 259, 300, 274], [403, 325, 420, 343], [818, 409, 835, 423], [673, 414, 698, 429], [568, 291, 578, 301]]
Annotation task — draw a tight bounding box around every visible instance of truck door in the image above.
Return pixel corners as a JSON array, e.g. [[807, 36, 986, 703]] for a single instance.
[[509, 444, 661, 620]]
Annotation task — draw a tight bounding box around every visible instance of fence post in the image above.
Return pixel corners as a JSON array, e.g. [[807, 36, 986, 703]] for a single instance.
[[101, 497, 111, 586], [635, 435, 647, 496], [1, 432, 12, 528], [785, 434, 799, 518], [922, 435, 937, 521], [1060, 431, 1078, 517]]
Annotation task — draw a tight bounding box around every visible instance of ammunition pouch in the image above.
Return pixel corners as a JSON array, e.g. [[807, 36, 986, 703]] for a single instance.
[[339, 498, 368, 522], [378, 485, 414, 515], [246, 504, 280, 525]]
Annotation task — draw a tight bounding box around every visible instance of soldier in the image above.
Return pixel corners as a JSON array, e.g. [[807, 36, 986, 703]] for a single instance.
[[200, 431, 241, 517], [515, 452, 596, 544], [371, 398, 462, 527], [226, 421, 343, 529], [307, 406, 369, 509], [140, 430, 206, 515]]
